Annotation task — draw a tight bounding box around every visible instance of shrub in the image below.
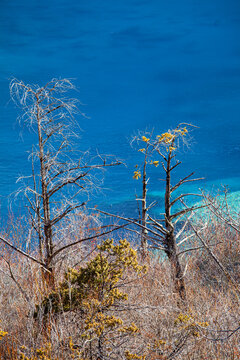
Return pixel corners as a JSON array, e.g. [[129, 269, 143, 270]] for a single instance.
[[35, 239, 147, 359]]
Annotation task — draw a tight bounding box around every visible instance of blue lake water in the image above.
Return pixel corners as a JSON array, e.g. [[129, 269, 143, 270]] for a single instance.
[[0, 0, 240, 218]]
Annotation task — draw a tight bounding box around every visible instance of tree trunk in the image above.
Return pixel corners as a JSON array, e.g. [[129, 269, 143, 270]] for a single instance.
[[36, 97, 55, 289], [141, 158, 148, 258], [42, 266, 55, 290], [166, 232, 186, 301], [165, 153, 187, 302]]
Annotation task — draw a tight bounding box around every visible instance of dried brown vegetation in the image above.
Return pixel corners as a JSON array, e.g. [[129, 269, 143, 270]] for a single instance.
[[0, 206, 239, 360]]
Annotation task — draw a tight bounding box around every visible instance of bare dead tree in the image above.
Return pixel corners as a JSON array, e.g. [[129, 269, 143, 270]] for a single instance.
[[10, 78, 121, 288], [201, 188, 240, 234], [194, 189, 240, 300], [131, 124, 205, 301]]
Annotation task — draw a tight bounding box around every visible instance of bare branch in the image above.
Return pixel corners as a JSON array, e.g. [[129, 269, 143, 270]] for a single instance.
[[93, 209, 165, 239], [48, 173, 87, 198], [50, 223, 128, 261], [189, 221, 240, 301], [202, 192, 240, 234], [147, 215, 169, 235], [170, 204, 207, 221], [3, 259, 31, 304], [0, 235, 48, 271], [51, 202, 86, 226], [170, 193, 202, 208], [171, 172, 204, 193], [204, 326, 240, 341], [170, 160, 181, 172]]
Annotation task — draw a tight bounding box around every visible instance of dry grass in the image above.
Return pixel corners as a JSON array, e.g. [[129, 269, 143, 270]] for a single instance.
[[0, 213, 239, 360]]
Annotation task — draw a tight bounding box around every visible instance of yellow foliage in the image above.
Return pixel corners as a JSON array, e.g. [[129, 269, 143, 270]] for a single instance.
[[0, 329, 8, 340], [174, 127, 188, 136], [119, 323, 140, 334], [133, 170, 141, 180], [19, 342, 52, 360], [150, 160, 159, 167], [142, 136, 150, 142], [35, 239, 147, 359], [157, 126, 188, 148], [180, 126, 188, 135], [125, 350, 146, 360], [157, 132, 175, 144], [174, 312, 209, 338], [153, 338, 166, 348]]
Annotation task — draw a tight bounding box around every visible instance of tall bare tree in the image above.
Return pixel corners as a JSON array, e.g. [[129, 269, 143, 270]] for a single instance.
[[132, 124, 204, 301], [10, 78, 121, 287]]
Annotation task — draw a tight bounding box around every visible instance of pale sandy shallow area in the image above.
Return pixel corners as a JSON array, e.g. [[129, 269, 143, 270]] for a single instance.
[[105, 176, 240, 217], [142, 177, 240, 219]]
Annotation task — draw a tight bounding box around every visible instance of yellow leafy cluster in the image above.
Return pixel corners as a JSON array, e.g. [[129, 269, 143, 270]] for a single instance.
[[125, 350, 146, 360], [119, 323, 140, 334], [142, 136, 150, 143], [98, 239, 147, 275], [150, 160, 159, 167], [153, 338, 166, 348], [175, 127, 188, 136], [84, 313, 124, 338], [157, 132, 175, 144], [157, 127, 188, 149], [19, 342, 52, 360], [68, 337, 75, 351], [133, 170, 141, 180], [174, 313, 191, 324], [0, 329, 8, 340], [174, 312, 209, 338], [68, 337, 86, 359]]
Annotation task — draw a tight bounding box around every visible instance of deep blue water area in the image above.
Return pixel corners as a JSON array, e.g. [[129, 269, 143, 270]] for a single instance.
[[0, 0, 240, 218]]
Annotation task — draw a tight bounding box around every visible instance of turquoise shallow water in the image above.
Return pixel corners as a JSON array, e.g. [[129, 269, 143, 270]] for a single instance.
[[0, 0, 240, 218]]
